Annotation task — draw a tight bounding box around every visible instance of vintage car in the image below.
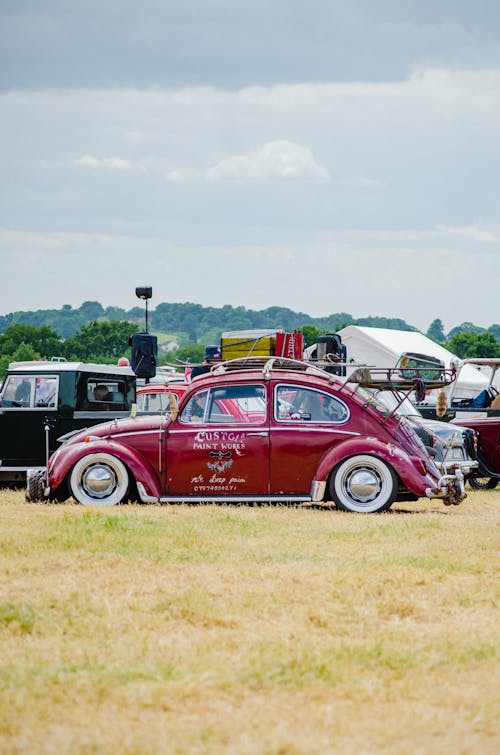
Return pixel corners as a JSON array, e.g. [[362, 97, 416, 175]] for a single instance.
[[355, 388, 477, 475], [417, 357, 500, 422], [451, 414, 500, 490], [411, 356, 500, 490], [26, 358, 472, 512], [0, 360, 136, 484], [136, 378, 187, 414]]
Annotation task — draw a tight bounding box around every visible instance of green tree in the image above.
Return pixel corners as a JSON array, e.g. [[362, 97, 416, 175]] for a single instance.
[[426, 318, 445, 343], [160, 344, 205, 367], [63, 321, 138, 363], [446, 321, 485, 339], [0, 324, 62, 359], [488, 324, 500, 342], [80, 300, 104, 320], [0, 342, 41, 379], [443, 332, 500, 359], [301, 325, 323, 348]]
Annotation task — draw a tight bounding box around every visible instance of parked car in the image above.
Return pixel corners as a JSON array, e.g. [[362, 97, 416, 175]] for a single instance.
[[408, 356, 500, 490], [356, 388, 477, 475], [0, 360, 136, 484], [417, 358, 500, 422], [136, 379, 187, 414], [27, 359, 471, 512], [451, 414, 500, 490]]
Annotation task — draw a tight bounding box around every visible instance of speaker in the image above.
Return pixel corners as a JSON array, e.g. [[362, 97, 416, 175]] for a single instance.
[[316, 334, 347, 376], [130, 333, 158, 379]]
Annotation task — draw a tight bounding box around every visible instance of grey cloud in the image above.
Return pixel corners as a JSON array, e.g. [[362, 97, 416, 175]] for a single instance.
[[1, 1, 500, 91]]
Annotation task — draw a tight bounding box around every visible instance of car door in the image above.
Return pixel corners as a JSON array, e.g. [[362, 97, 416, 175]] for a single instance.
[[165, 382, 270, 497], [0, 374, 59, 468], [270, 382, 354, 495]]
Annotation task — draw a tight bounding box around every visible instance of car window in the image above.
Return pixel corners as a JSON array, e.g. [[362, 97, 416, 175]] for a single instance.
[[180, 390, 209, 424], [87, 379, 127, 408], [353, 385, 391, 416], [0, 374, 58, 409], [275, 385, 349, 423], [180, 385, 266, 425], [137, 390, 178, 413]]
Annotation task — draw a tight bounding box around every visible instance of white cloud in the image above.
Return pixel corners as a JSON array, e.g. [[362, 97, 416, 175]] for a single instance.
[[206, 140, 330, 183], [166, 140, 330, 183], [75, 154, 136, 170]]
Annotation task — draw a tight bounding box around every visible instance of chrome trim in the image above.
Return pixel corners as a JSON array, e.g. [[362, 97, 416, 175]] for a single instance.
[[74, 411, 130, 419], [0, 465, 34, 471], [426, 468, 466, 502], [109, 429, 162, 439], [158, 495, 311, 504], [271, 427, 360, 436], [0, 406, 58, 412], [137, 482, 159, 503], [436, 460, 478, 474], [310, 480, 326, 501]]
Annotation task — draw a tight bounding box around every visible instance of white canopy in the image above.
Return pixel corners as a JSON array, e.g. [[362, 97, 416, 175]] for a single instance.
[[336, 326, 488, 397]]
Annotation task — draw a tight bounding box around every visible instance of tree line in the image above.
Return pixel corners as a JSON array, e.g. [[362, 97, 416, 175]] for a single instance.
[[0, 307, 498, 380]]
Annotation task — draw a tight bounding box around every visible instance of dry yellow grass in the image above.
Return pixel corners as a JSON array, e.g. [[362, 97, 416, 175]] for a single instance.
[[0, 489, 498, 754]]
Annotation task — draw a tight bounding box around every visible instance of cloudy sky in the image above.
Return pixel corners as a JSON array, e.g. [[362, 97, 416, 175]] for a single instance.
[[1, 0, 499, 332]]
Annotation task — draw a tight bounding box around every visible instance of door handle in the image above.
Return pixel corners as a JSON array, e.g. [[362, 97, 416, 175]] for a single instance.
[[246, 431, 268, 437]]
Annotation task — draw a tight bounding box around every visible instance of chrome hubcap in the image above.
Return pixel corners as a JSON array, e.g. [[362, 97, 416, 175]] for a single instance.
[[345, 467, 381, 502], [81, 464, 117, 499]]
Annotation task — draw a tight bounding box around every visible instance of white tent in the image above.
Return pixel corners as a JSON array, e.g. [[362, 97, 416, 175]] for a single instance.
[[336, 326, 488, 398]]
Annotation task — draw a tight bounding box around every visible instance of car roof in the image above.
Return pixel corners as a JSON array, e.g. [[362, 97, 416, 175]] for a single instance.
[[188, 364, 345, 392], [7, 361, 135, 376]]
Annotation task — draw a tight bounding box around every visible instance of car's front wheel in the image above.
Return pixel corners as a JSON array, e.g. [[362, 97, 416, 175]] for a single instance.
[[329, 455, 398, 513], [69, 453, 129, 505]]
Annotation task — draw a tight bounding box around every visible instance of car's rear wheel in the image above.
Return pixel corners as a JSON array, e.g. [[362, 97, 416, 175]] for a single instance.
[[468, 476, 498, 491], [69, 453, 129, 505], [329, 455, 398, 513]]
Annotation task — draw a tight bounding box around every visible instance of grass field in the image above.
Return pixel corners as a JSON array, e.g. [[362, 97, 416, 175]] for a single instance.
[[0, 489, 498, 754]]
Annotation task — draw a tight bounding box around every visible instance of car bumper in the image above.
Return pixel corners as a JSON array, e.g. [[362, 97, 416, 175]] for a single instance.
[[425, 467, 467, 505]]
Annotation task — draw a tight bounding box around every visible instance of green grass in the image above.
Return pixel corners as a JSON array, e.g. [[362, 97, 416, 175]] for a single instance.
[[0, 490, 498, 754]]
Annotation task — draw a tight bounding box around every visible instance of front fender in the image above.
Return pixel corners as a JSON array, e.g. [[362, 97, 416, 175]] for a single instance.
[[48, 439, 162, 501], [314, 437, 439, 497]]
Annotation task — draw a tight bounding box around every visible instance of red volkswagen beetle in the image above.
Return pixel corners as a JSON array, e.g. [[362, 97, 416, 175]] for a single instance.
[[28, 360, 470, 513]]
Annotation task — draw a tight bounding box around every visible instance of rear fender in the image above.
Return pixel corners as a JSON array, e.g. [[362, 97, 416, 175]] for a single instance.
[[48, 440, 162, 500], [314, 437, 439, 497]]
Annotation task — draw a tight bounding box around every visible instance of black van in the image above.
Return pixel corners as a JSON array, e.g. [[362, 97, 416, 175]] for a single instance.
[[0, 360, 136, 484]]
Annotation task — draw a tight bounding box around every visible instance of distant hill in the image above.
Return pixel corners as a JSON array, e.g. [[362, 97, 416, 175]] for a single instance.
[[0, 300, 417, 346]]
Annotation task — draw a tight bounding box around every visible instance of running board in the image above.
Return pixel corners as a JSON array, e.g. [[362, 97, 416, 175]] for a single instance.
[[157, 495, 311, 504]]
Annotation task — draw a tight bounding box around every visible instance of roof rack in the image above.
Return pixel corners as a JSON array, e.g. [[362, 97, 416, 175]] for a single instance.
[[342, 366, 457, 392], [209, 356, 332, 380]]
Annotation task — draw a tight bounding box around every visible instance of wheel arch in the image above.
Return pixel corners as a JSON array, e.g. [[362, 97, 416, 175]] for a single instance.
[[314, 437, 433, 499], [49, 440, 162, 502], [328, 453, 399, 513]]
